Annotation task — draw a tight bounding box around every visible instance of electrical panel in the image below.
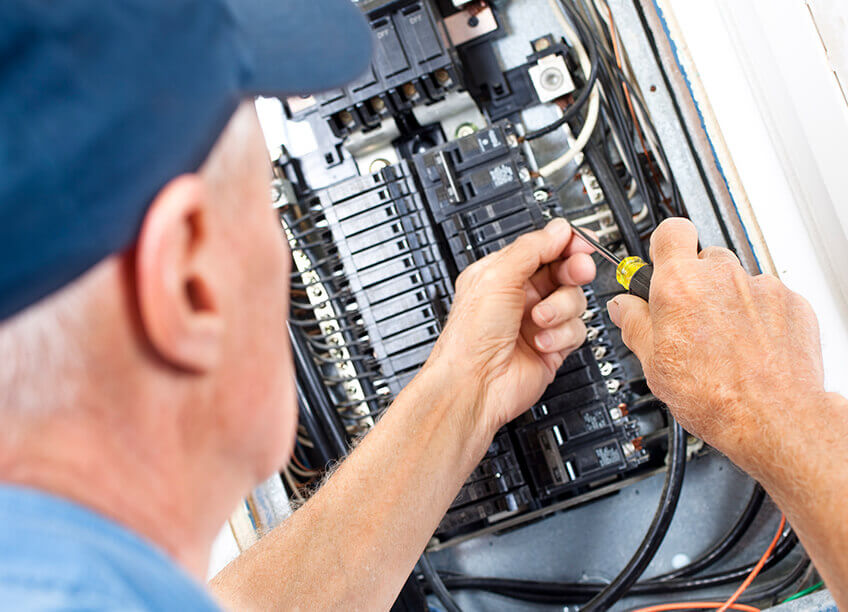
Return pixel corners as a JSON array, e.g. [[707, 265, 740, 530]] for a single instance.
[[279, 116, 655, 544]]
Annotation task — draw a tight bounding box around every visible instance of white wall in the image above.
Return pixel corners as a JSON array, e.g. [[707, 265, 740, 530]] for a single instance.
[[656, 0, 848, 395]]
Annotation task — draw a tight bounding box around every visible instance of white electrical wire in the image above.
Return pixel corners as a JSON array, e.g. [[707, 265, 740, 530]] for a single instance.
[[571, 208, 613, 226], [570, 198, 644, 228], [597, 225, 620, 238], [632, 201, 649, 223], [541, 0, 601, 178]]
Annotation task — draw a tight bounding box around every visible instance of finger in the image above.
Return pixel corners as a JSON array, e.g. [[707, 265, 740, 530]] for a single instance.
[[698, 245, 740, 266], [607, 295, 653, 363], [534, 317, 587, 353], [563, 225, 597, 256], [494, 218, 575, 284], [527, 264, 558, 301], [551, 252, 596, 286], [532, 286, 587, 328], [527, 252, 597, 303], [650, 218, 699, 265]]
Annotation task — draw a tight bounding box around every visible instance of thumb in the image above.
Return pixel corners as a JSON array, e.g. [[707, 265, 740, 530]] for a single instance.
[[607, 295, 653, 364]]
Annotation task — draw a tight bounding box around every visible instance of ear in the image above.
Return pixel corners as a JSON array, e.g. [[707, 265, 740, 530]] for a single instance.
[[135, 174, 224, 372]]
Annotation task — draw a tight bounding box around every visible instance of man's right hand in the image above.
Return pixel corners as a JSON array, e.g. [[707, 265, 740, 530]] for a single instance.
[[608, 217, 848, 609], [607, 218, 827, 476]]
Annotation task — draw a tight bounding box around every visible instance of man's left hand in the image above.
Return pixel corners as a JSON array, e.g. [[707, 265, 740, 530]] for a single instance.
[[424, 218, 596, 438]]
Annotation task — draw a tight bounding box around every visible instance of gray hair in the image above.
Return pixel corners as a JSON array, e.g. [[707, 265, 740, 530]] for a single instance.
[[0, 263, 93, 431]]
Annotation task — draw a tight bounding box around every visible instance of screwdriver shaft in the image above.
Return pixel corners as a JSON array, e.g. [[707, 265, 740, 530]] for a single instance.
[[569, 224, 620, 266]]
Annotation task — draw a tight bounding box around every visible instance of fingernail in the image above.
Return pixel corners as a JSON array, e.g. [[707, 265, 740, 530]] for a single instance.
[[536, 331, 553, 350], [607, 299, 621, 326], [535, 304, 554, 325]]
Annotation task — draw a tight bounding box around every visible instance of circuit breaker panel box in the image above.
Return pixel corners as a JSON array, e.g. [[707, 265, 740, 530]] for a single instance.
[[280, 119, 652, 543]]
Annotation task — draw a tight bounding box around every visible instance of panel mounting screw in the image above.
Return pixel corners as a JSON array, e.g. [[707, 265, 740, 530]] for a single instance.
[[402, 83, 418, 99], [455, 122, 477, 138], [369, 158, 390, 173], [533, 189, 549, 202]]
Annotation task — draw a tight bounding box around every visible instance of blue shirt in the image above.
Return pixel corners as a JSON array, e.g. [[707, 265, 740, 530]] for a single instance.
[[0, 485, 220, 610]]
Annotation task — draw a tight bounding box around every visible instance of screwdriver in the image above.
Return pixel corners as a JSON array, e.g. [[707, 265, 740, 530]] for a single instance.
[[569, 224, 653, 302]]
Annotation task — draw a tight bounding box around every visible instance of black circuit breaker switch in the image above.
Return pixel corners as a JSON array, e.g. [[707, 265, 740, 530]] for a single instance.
[[413, 122, 531, 223], [394, 2, 444, 67], [289, 0, 459, 137], [373, 16, 410, 79]]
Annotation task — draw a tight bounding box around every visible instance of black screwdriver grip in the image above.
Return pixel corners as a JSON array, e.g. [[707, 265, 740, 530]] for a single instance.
[[628, 265, 653, 302]]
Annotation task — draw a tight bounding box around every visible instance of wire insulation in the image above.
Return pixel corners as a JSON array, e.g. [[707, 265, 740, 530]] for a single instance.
[[717, 515, 786, 612], [420, 554, 462, 612]]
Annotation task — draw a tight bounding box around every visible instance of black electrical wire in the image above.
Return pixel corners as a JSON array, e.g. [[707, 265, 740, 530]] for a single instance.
[[304, 335, 362, 353], [433, 526, 798, 604], [738, 555, 810, 606], [335, 393, 391, 408], [290, 288, 355, 311], [419, 554, 462, 612], [579, 418, 686, 610], [290, 281, 352, 303], [326, 367, 385, 388], [652, 484, 766, 581], [321, 371, 382, 385], [289, 322, 349, 457], [294, 377, 337, 464], [286, 222, 331, 241], [552, 161, 585, 195], [551, 0, 681, 227], [551, 2, 661, 241], [524, 31, 601, 141], [288, 318, 367, 336], [290, 274, 346, 290], [290, 253, 342, 274], [648, 530, 799, 594], [581, 138, 646, 258], [340, 409, 391, 423]]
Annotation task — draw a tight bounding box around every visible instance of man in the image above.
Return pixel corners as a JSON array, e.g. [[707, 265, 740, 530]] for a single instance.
[[0, 1, 844, 611]]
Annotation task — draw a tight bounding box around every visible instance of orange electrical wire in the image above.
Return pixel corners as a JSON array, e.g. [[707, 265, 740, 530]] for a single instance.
[[630, 515, 786, 612], [629, 603, 759, 612], [717, 515, 787, 612]]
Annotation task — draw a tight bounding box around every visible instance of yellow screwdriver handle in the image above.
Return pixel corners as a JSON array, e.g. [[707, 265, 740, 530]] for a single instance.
[[615, 256, 653, 301]]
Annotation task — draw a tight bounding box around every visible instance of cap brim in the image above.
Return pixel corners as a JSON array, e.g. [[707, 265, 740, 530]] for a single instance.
[[228, 0, 374, 96]]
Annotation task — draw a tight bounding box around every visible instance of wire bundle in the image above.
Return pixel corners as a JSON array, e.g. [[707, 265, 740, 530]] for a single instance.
[[535, 0, 685, 256], [280, 200, 394, 432], [424, 492, 807, 609]]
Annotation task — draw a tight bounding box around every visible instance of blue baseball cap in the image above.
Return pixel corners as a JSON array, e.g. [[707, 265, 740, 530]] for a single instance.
[[0, 0, 372, 320]]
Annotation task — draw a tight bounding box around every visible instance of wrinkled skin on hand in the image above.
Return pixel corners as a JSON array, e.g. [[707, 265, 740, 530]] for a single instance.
[[424, 218, 597, 436], [607, 218, 826, 475]]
